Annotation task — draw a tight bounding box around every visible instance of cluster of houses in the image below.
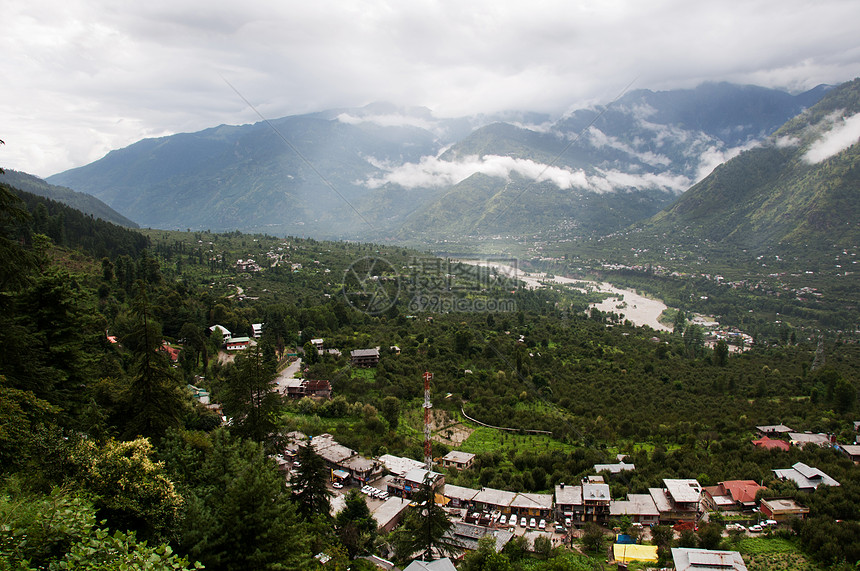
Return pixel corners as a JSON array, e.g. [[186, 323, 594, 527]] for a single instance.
[[280, 431, 842, 541], [754, 423, 860, 464]]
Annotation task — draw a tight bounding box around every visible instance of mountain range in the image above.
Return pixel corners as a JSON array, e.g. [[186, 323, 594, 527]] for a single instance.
[[46, 83, 830, 244], [640, 78, 860, 254]]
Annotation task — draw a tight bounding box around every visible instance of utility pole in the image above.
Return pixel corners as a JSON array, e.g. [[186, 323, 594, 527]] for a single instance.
[[423, 371, 433, 470]]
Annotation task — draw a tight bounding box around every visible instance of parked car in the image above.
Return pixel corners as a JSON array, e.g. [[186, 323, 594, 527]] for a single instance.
[[555, 525, 565, 533], [379, 491, 389, 500], [539, 519, 546, 530], [726, 523, 746, 531], [564, 517, 571, 527], [748, 524, 763, 533], [530, 518, 537, 528], [520, 516, 527, 527], [764, 519, 778, 527], [499, 515, 507, 525], [332, 481, 343, 489]]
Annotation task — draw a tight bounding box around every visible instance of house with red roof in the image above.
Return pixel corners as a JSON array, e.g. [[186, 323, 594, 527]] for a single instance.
[[702, 480, 764, 512], [752, 435, 790, 452], [160, 341, 181, 362]]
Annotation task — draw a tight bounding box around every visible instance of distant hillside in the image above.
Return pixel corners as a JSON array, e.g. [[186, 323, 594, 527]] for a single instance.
[[47, 85, 828, 243], [3, 184, 150, 260], [0, 170, 138, 228], [642, 78, 860, 252]]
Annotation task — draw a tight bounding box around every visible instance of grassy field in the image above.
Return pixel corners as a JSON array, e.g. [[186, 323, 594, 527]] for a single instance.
[[460, 426, 577, 455], [738, 537, 826, 571]]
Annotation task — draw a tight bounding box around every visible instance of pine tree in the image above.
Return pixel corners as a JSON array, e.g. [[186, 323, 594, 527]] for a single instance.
[[291, 442, 332, 521]]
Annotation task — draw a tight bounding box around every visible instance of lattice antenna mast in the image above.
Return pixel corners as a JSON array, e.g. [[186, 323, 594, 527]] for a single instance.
[[423, 371, 433, 470]]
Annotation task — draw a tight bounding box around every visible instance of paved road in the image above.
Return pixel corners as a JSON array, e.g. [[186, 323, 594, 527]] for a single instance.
[[274, 357, 302, 394]]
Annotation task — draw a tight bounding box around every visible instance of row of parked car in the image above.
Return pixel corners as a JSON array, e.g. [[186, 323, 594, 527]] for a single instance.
[[360, 485, 389, 500], [466, 511, 549, 530], [726, 520, 778, 533]]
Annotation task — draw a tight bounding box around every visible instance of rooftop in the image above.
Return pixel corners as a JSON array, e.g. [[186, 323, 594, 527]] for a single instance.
[[554, 484, 582, 506], [442, 484, 480, 502], [664, 479, 702, 504], [756, 424, 792, 433], [510, 492, 554, 510], [473, 487, 517, 508], [672, 547, 748, 571], [610, 494, 659, 517], [379, 454, 426, 477], [442, 451, 476, 464], [594, 462, 635, 474], [773, 462, 840, 489]]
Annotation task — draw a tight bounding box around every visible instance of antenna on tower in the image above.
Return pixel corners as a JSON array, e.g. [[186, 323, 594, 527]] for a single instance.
[[423, 371, 433, 470]]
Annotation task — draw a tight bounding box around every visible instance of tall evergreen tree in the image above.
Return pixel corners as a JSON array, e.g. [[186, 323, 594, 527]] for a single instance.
[[392, 474, 458, 562], [221, 343, 282, 449], [122, 281, 186, 440], [291, 442, 332, 522]]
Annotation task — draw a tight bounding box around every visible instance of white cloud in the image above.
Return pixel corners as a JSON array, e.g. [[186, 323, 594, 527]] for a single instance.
[[3, 0, 860, 176], [774, 135, 801, 148], [362, 154, 590, 191], [695, 141, 760, 181], [362, 154, 691, 195], [336, 113, 437, 133], [588, 127, 672, 167], [803, 112, 860, 163]]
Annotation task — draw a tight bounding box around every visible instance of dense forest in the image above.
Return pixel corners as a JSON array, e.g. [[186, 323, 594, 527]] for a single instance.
[[1, 182, 859, 570]]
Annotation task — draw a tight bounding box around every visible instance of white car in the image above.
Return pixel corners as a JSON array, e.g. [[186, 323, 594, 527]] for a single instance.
[[332, 481, 343, 489], [520, 516, 527, 527], [726, 523, 746, 531], [538, 519, 546, 530], [499, 515, 507, 525], [764, 519, 778, 527], [748, 524, 763, 533], [530, 518, 537, 528]]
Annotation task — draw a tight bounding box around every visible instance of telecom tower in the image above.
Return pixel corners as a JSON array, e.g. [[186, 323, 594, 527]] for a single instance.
[[423, 370, 433, 470]]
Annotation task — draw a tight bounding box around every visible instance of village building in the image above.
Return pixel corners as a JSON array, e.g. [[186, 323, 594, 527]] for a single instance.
[[440, 451, 476, 471], [160, 341, 180, 362], [751, 435, 791, 451], [252, 323, 263, 338], [702, 480, 764, 512], [403, 559, 457, 571], [772, 462, 840, 490], [649, 479, 702, 523], [837, 443, 860, 463], [442, 484, 479, 509], [209, 324, 231, 339], [350, 347, 380, 367], [609, 494, 660, 525], [471, 487, 517, 515], [759, 497, 810, 521], [788, 432, 832, 447], [225, 336, 250, 350], [593, 461, 635, 475], [510, 492, 554, 520], [379, 454, 426, 478], [387, 468, 445, 499], [310, 433, 381, 484], [371, 496, 412, 533], [755, 424, 793, 437], [444, 522, 514, 552], [554, 478, 611, 525], [672, 548, 748, 571]]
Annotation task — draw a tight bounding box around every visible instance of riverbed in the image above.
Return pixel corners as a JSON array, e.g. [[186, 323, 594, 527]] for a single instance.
[[456, 260, 671, 331]]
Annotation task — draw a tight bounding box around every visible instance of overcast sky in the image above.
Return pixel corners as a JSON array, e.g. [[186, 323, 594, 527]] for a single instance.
[[3, 0, 860, 178]]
